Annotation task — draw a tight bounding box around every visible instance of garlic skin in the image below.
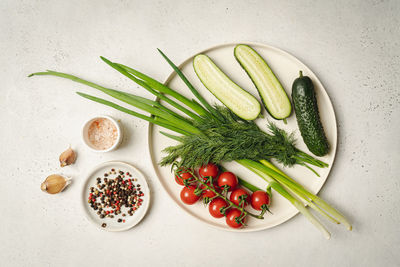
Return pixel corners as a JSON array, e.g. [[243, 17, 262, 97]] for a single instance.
[[41, 174, 71, 194], [59, 147, 76, 167]]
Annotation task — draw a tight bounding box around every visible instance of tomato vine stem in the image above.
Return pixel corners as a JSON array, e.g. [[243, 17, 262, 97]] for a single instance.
[[175, 166, 264, 220]]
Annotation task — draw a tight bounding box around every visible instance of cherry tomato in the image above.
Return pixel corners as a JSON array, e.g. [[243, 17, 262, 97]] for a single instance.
[[180, 185, 200, 205], [226, 208, 245, 228], [209, 198, 228, 218], [250, 190, 270, 211], [199, 163, 219, 182], [201, 185, 217, 199], [217, 172, 238, 191], [230, 188, 250, 207], [204, 178, 219, 189], [175, 171, 194, 186]]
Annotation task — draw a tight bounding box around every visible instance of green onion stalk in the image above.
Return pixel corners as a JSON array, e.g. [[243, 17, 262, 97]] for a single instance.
[[29, 50, 351, 238]]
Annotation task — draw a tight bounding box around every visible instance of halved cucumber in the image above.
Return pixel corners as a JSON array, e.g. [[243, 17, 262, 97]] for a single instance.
[[234, 44, 292, 120], [193, 54, 261, 121]]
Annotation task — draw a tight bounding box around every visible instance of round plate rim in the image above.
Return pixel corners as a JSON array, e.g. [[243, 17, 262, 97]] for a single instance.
[[147, 42, 338, 232], [81, 160, 151, 232]]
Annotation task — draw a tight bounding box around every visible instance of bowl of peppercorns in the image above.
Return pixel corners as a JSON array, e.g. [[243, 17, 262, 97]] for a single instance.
[[81, 161, 150, 231]]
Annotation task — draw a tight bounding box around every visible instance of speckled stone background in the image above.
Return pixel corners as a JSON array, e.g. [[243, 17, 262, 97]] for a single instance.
[[1, 0, 399, 266]]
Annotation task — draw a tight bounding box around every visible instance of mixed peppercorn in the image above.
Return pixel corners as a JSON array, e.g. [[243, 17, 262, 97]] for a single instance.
[[88, 168, 144, 228]]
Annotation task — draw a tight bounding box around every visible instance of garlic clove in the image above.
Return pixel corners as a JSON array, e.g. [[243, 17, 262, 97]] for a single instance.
[[59, 147, 77, 167], [41, 174, 71, 194]]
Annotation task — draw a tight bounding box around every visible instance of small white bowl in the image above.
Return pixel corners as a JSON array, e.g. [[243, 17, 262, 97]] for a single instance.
[[81, 161, 151, 231], [82, 115, 123, 153]]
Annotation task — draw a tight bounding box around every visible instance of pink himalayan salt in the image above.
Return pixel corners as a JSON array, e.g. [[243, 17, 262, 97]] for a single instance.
[[88, 118, 118, 150]]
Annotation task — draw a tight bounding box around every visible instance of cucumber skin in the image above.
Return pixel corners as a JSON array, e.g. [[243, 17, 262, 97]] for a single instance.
[[234, 44, 292, 120], [292, 73, 329, 157]]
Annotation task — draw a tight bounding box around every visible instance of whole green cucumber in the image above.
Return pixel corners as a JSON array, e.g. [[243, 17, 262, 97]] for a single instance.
[[292, 71, 329, 156]]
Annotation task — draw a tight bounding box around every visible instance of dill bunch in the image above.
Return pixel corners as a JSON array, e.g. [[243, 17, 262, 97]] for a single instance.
[[160, 106, 299, 168]]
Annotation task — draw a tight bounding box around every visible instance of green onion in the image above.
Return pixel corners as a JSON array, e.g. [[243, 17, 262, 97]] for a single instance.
[[115, 63, 209, 117], [259, 159, 351, 230], [159, 131, 185, 141], [100, 57, 204, 123], [237, 159, 331, 239], [116, 92, 191, 124], [29, 70, 202, 135], [237, 177, 260, 192]]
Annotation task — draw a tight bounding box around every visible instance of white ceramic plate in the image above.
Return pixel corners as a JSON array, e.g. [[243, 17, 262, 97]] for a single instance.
[[81, 161, 150, 231], [149, 42, 337, 232]]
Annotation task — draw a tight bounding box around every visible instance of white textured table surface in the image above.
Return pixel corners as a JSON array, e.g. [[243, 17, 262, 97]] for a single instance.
[[1, 1, 399, 266]]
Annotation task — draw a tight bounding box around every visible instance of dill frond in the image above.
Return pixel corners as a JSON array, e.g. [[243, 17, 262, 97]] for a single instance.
[[160, 106, 300, 168]]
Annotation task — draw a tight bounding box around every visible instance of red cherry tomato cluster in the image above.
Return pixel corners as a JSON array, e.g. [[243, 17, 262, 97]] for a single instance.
[[174, 163, 271, 229]]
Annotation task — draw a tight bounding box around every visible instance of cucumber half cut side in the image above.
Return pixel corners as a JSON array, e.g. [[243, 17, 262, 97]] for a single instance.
[[234, 44, 292, 120], [193, 54, 261, 121]]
